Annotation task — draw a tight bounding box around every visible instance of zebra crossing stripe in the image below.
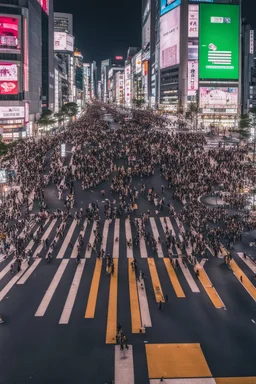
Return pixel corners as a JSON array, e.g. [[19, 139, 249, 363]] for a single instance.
[[59, 260, 86, 324], [35, 259, 69, 317], [17, 259, 42, 285], [32, 219, 57, 258], [106, 259, 118, 344], [71, 219, 88, 258], [0, 261, 30, 302], [128, 259, 142, 333], [113, 219, 120, 259], [149, 217, 164, 258], [85, 221, 97, 258], [56, 219, 77, 259], [137, 279, 152, 328], [115, 345, 135, 384], [237, 252, 256, 274], [137, 219, 148, 258], [147, 259, 165, 303], [85, 259, 102, 318], [125, 219, 133, 259], [26, 218, 50, 252], [0, 260, 15, 281]]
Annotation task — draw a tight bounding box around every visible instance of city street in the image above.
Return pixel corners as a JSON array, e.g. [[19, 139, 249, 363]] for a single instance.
[[0, 107, 256, 384]]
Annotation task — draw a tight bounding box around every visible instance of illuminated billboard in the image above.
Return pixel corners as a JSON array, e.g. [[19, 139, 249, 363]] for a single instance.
[[135, 53, 142, 74], [188, 61, 198, 96], [188, 4, 199, 38], [37, 0, 49, 15], [0, 17, 20, 53], [199, 4, 239, 80], [54, 32, 74, 52], [199, 87, 238, 109], [160, 6, 180, 69], [160, 0, 181, 16], [0, 63, 18, 81]]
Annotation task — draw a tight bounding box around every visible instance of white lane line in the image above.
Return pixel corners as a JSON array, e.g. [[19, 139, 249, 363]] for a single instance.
[[32, 219, 57, 258], [138, 219, 148, 258], [160, 217, 181, 256], [59, 259, 85, 324], [149, 217, 164, 258], [125, 219, 133, 259], [71, 220, 88, 259], [0, 260, 15, 281], [0, 262, 29, 302], [56, 219, 77, 259], [237, 252, 256, 274], [161, 217, 200, 293], [137, 279, 152, 327], [150, 379, 216, 384], [85, 221, 97, 259], [26, 218, 50, 252], [115, 345, 134, 384], [113, 219, 120, 259], [35, 259, 69, 317], [178, 259, 200, 293], [17, 259, 42, 285], [102, 220, 110, 253]]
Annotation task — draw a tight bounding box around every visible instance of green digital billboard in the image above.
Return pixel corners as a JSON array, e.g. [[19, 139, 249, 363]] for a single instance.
[[199, 3, 239, 80]]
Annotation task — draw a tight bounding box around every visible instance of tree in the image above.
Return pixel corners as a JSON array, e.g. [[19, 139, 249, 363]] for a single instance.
[[236, 114, 251, 139], [37, 109, 55, 133], [186, 102, 199, 131], [61, 102, 79, 120], [132, 98, 145, 109], [54, 110, 65, 130]]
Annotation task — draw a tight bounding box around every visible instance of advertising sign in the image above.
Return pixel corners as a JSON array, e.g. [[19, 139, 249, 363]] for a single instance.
[[199, 4, 239, 80], [188, 60, 198, 95], [0, 17, 19, 53], [160, 0, 181, 17], [0, 81, 18, 94], [54, 32, 74, 52], [37, 0, 49, 15], [188, 5, 199, 38], [135, 53, 142, 74], [199, 87, 238, 109], [160, 6, 180, 69], [0, 169, 7, 184], [24, 102, 29, 123], [142, 16, 150, 50], [0, 106, 24, 119], [250, 30, 254, 54], [0, 63, 18, 81]]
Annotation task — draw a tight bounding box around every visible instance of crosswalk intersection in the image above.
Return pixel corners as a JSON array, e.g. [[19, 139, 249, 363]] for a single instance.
[[0, 215, 256, 334]]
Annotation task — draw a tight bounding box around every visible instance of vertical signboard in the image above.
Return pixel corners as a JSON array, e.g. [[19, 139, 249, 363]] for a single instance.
[[188, 4, 199, 96], [125, 64, 131, 106], [160, 6, 180, 69], [199, 3, 239, 80], [250, 30, 254, 54]]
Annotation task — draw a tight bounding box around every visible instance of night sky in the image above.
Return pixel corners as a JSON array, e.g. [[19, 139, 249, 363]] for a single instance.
[[53, 0, 255, 65]]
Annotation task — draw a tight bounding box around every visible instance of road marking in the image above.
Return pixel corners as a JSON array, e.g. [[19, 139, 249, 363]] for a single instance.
[[147, 259, 165, 302], [128, 260, 142, 333], [35, 259, 69, 317], [138, 219, 148, 258], [229, 259, 256, 302], [178, 259, 200, 293], [85, 259, 102, 318], [113, 219, 120, 259], [106, 259, 118, 344], [115, 345, 134, 384], [137, 278, 152, 327], [71, 219, 88, 258], [56, 219, 77, 259], [17, 259, 42, 284], [0, 260, 15, 281], [26, 218, 50, 252], [252, 319, 255, 324], [150, 379, 216, 384], [0, 262, 29, 302], [125, 219, 133, 259], [163, 258, 185, 298], [59, 259, 85, 324], [237, 252, 256, 274], [149, 217, 164, 258], [85, 221, 97, 258], [194, 264, 225, 308], [32, 219, 57, 258]]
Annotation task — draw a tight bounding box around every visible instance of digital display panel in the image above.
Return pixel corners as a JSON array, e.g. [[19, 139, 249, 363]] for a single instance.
[[199, 3, 239, 80], [160, 0, 181, 17], [199, 87, 238, 109], [0, 17, 19, 53], [160, 6, 180, 69]]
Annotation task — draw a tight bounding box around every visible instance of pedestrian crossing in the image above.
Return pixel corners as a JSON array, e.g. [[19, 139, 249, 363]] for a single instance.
[[0, 215, 256, 335]]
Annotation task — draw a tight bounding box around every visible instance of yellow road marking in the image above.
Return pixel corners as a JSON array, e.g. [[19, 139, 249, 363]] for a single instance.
[[85, 259, 102, 318], [163, 258, 185, 298], [194, 266, 225, 308], [146, 343, 212, 379], [215, 378, 256, 384], [106, 259, 118, 344], [147, 259, 165, 303], [128, 260, 142, 333], [229, 259, 256, 301]]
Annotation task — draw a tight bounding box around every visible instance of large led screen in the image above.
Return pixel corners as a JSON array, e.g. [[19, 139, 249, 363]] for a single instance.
[[160, 6, 180, 69], [0, 17, 19, 53], [199, 4, 239, 80], [54, 32, 74, 52], [199, 87, 238, 109], [0, 63, 18, 95], [37, 0, 49, 15], [160, 0, 181, 16]]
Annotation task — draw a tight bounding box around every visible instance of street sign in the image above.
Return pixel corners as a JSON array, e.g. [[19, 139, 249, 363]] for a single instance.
[[60, 143, 66, 158]]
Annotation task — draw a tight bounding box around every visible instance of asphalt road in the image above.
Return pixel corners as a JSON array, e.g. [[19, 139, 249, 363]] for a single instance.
[[0, 117, 256, 384]]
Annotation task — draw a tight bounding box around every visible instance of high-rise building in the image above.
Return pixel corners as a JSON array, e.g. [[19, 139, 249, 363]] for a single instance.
[[83, 63, 91, 102], [54, 12, 74, 107], [74, 50, 83, 111], [154, 0, 241, 129], [0, 0, 54, 141]]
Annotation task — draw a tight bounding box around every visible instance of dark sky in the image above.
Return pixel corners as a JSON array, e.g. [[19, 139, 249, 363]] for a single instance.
[[53, 0, 255, 65]]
